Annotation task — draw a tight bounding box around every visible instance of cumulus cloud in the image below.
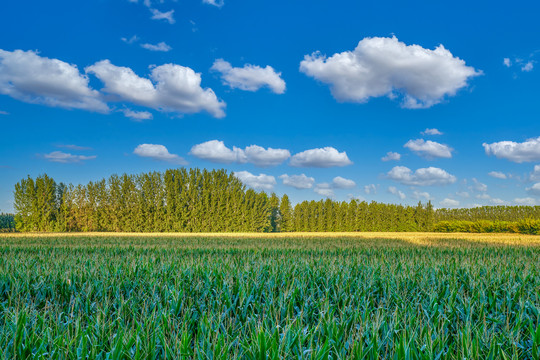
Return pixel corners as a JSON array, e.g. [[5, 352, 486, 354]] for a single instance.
[[332, 176, 356, 189], [514, 197, 538, 205], [483, 137, 540, 163], [43, 151, 96, 163], [211, 59, 286, 94], [0, 49, 108, 112], [388, 186, 406, 200], [122, 108, 153, 121], [488, 171, 507, 179], [56, 144, 92, 151], [279, 174, 315, 189], [121, 35, 139, 44], [314, 183, 334, 198], [133, 144, 187, 164], [203, 0, 224, 7], [440, 198, 459, 207], [234, 171, 276, 190], [404, 139, 453, 159], [503, 58, 511, 67], [382, 151, 401, 162], [522, 61, 534, 72], [471, 178, 488, 192], [530, 165, 540, 181], [476, 193, 491, 200], [364, 184, 378, 194], [141, 42, 172, 52], [456, 191, 470, 198], [290, 147, 352, 167], [300, 36, 480, 108], [387, 166, 457, 186], [421, 128, 443, 136], [526, 183, 540, 196], [412, 190, 431, 200], [189, 140, 290, 166], [490, 198, 508, 205], [86, 60, 225, 118], [150, 8, 175, 24]]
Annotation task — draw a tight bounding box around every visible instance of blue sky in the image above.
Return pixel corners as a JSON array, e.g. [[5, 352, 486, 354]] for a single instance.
[[1, 0, 540, 212]]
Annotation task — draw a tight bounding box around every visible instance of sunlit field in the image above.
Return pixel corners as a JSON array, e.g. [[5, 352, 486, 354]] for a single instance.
[[1, 233, 539, 359]]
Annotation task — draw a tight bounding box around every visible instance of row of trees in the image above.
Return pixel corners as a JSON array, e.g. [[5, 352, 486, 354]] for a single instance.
[[11, 168, 540, 233], [14, 169, 274, 232], [435, 206, 540, 222], [0, 213, 15, 232]]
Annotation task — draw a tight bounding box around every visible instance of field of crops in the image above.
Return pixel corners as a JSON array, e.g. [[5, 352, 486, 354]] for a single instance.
[[0, 233, 539, 359]]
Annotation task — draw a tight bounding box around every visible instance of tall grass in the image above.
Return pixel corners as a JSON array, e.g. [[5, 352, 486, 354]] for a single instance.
[[0, 235, 539, 359]]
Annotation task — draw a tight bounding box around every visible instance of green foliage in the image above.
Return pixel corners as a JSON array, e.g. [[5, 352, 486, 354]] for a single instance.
[[0, 213, 15, 232], [433, 219, 540, 234], [0, 234, 538, 358], [13, 169, 272, 233]]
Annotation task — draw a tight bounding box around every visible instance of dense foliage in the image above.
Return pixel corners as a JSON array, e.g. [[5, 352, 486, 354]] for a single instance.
[[0, 234, 538, 358], [433, 219, 540, 234], [13, 169, 272, 232], [12, 170, 435, 233], [0, 213, 15, 232], [435, 206, 540, 222], [11, 169, 540, 233]]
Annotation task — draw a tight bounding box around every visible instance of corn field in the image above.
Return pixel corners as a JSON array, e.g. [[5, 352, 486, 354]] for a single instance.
[[0, 234, 539, 359]]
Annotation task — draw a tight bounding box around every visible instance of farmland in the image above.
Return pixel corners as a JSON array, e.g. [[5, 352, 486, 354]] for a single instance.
[[0, 233, 539, 359]]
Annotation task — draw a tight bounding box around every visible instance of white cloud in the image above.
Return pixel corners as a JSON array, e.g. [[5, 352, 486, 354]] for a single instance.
[[381, 151, 401, 161], [56, 144, 92, 151], [488, 171, 507, 179], [456, 191, 470, 198], [471, 178, 488, 192], [526, 183, 540, 196], [522, 61, 534, 72], [476, 193, 491, 200], [243, 145, 290, 167], [440, 198, 459, 207], [43, 151, 96, 163], [412, 190, 431, 200], [332, 176, 356, 189], [203, 0, 224, 7], [122, 108, 153, 121], [0, 110, 9, 115], [150, 8, 175, 24], [234, 171, 276, 190], [290, 147, 352, 167], [364, 184, 378, 194], [490, 198, 508, 205], [421, 128, 443, 136], [530, 165, 540, 181], [300, 36, 480, 109], [279, 174, 315, 189], [86, 60, 225, 118], [514, 197, 538, 205], [141, 42, 172, 52], [0, 49, 108, 112], [503, 58, 511, 67], [388, 186, 406, 200], [189, 140, 290, 166], [483, 137, 540, 163], [121, 35, 139, 44], [404, 139, 453, 159], [211, 59, 286, 94], [314, 183, 334, 198], [387, 166, 457, 186], [133, 144, 187, 164]]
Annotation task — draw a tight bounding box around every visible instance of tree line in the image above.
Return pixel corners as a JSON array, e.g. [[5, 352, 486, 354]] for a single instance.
[[0, 213, 15, 232], [9, 168, 540, 233]]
